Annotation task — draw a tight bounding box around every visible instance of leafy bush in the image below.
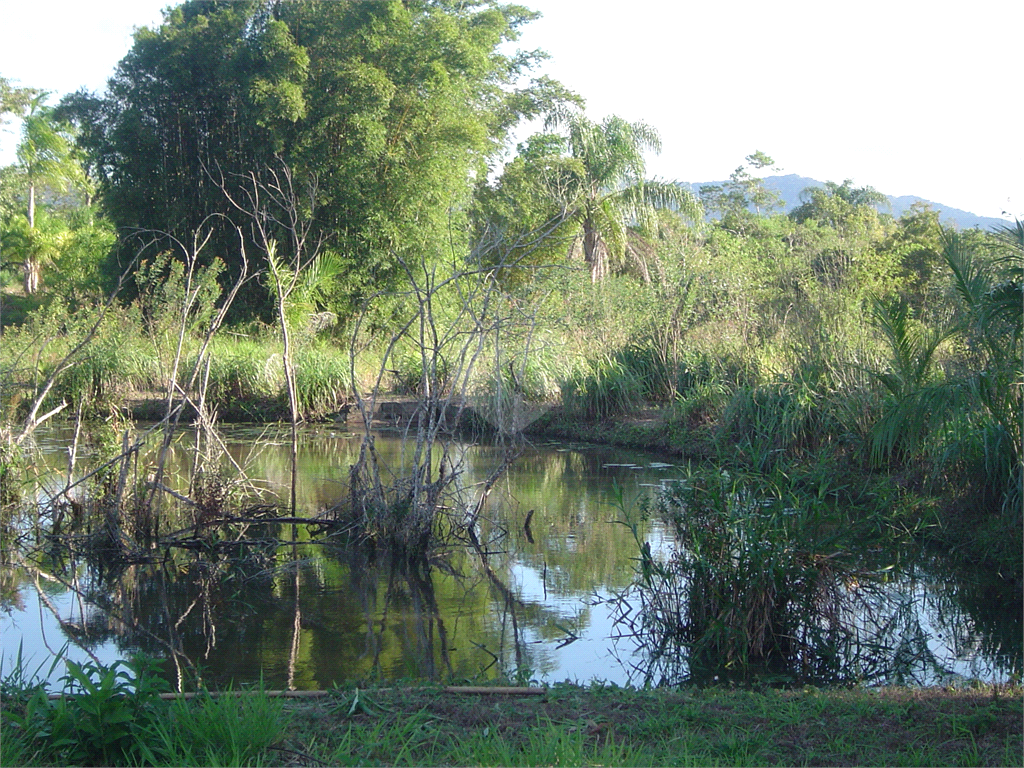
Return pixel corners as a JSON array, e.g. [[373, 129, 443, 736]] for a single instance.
[[2, 656, 169, 766], [1, 653, 288, 767]]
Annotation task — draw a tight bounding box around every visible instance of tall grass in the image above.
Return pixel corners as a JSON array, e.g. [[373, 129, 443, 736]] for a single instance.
[[194, 336, 281, 406], [615, 466, 903, 686], [294, 343, 352, 419], [0, 300, 150, 420], [561, 355, 645, 420]]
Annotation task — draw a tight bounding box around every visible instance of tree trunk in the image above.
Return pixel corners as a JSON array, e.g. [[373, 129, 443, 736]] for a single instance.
[[24, 183, 39, 294], [582, 217, 606, 283], [23, 257, 40, 294]]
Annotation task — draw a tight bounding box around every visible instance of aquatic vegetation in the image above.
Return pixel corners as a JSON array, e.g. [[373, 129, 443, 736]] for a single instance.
[[613, 467, 932, 686]]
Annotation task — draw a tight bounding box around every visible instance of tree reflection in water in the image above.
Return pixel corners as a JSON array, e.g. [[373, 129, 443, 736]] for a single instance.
[[2, 428, 1019, 690]]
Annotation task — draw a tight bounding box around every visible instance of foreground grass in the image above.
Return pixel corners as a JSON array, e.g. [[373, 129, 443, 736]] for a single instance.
[[2, 674, 1020, 766], [273, 683, 1023, 767]]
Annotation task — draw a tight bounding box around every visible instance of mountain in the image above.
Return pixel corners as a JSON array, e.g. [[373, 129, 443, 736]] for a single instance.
[[682, 174, 1009, 231]]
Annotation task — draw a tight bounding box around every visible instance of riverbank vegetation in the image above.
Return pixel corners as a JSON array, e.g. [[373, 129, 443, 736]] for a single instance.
[[1, 0, 1020, 717], [2, 654, 1020, 766]]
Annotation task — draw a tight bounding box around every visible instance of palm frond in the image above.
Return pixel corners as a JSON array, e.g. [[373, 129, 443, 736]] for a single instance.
[[617, 179, 703, 227], [299, 249, 345, 304], [869, 296, 956, 399], [870, 380, 959, 465], [942, 230, 989, 311], [988, 218, 1024, 266], [594, 198, 628, 259]]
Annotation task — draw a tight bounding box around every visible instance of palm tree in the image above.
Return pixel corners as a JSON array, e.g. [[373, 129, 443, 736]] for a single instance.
[[553, 113, 702, 282], [14, 95, 88, 293], [2, 212, 71, 294]]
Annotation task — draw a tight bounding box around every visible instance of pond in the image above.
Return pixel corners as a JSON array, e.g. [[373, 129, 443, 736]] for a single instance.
[[1, 423, 1020, 691]]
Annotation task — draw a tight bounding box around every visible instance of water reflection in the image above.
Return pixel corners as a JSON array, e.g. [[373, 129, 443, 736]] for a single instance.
[[612, 537, 1021, 688], [1, 426, 1019, 689]]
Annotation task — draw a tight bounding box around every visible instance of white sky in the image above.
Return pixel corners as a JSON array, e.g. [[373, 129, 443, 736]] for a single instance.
[[1, 0, 1019, 219]]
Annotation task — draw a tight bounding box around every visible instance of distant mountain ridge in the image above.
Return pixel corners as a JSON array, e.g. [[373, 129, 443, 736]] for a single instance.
[[681, 174, 1008, 231]]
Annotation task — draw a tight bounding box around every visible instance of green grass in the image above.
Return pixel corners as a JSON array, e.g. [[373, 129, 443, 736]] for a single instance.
[[8, 653, 1016, 766], [561, 354, 646, 420], [138, 691, 288, 766], [276, 682, 1022, 767], [295, 342, 352, 419]]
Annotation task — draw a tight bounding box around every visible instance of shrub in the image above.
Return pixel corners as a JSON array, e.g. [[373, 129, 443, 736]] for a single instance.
[[0, 654, 287, 767]]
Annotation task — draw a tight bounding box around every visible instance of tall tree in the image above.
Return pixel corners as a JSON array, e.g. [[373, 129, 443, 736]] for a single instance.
[[699, 151, 783, 233], [0, 77, 37, 127], [8, 95, 89, 293], [17, 96, 88, 229], [553, 113, 702, 282], [788, 179, 894, 293], [65, 0, 572, 318], [790, 179, 888, 227]]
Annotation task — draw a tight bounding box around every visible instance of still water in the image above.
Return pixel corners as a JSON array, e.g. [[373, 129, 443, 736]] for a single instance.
[[1, 424, 1019, 690]]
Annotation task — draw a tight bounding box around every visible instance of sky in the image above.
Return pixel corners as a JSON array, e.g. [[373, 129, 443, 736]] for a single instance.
[[1, 0, 1019, 220]]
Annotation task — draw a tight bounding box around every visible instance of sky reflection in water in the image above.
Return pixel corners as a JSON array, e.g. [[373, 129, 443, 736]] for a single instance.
[[1, 425, 1019, 690]]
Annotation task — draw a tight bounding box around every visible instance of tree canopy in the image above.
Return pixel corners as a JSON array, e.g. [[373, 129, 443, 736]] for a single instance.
[[60, 0, 577, 318]]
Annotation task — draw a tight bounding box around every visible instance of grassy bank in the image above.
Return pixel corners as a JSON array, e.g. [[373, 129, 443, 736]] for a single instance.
[[4, 678, 1021, 766], [282, 683, 1023, 767], [528, 400, 1021, 585]]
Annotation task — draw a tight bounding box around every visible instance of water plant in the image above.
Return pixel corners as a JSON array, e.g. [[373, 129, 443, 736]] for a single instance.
[[614, 467, 908, 686]]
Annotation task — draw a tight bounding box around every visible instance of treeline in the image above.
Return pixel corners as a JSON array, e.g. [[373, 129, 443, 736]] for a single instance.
[[0, 1, 1020, 575]]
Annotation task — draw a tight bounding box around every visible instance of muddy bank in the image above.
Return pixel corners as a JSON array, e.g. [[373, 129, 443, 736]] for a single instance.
[[526, 405, 714, 459]]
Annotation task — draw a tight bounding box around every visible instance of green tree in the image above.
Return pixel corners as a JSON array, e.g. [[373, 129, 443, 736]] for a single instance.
[[871, 225, 1022, 534], [788, 180, 896, 294], [1, 211, 69, 294], [471, 132, 581, 284], [790, 179, 888, 227], [66, 0, 571, 319], [876, 202, 947, 311], [0, 76, 37, 127], [6, 95, 90, 293], [699, 151, 783, 233], [553, 113, 702, 282], [17, 96, 87, 230]]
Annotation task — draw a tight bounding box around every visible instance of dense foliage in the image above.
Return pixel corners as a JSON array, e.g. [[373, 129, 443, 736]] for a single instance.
[[55, 0, 578, 317], [1, 0, 1020, 582]]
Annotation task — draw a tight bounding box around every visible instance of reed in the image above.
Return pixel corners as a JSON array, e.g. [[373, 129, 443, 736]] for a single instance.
[[560, 354, 645, 420], [616, 467, 890, 686]]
